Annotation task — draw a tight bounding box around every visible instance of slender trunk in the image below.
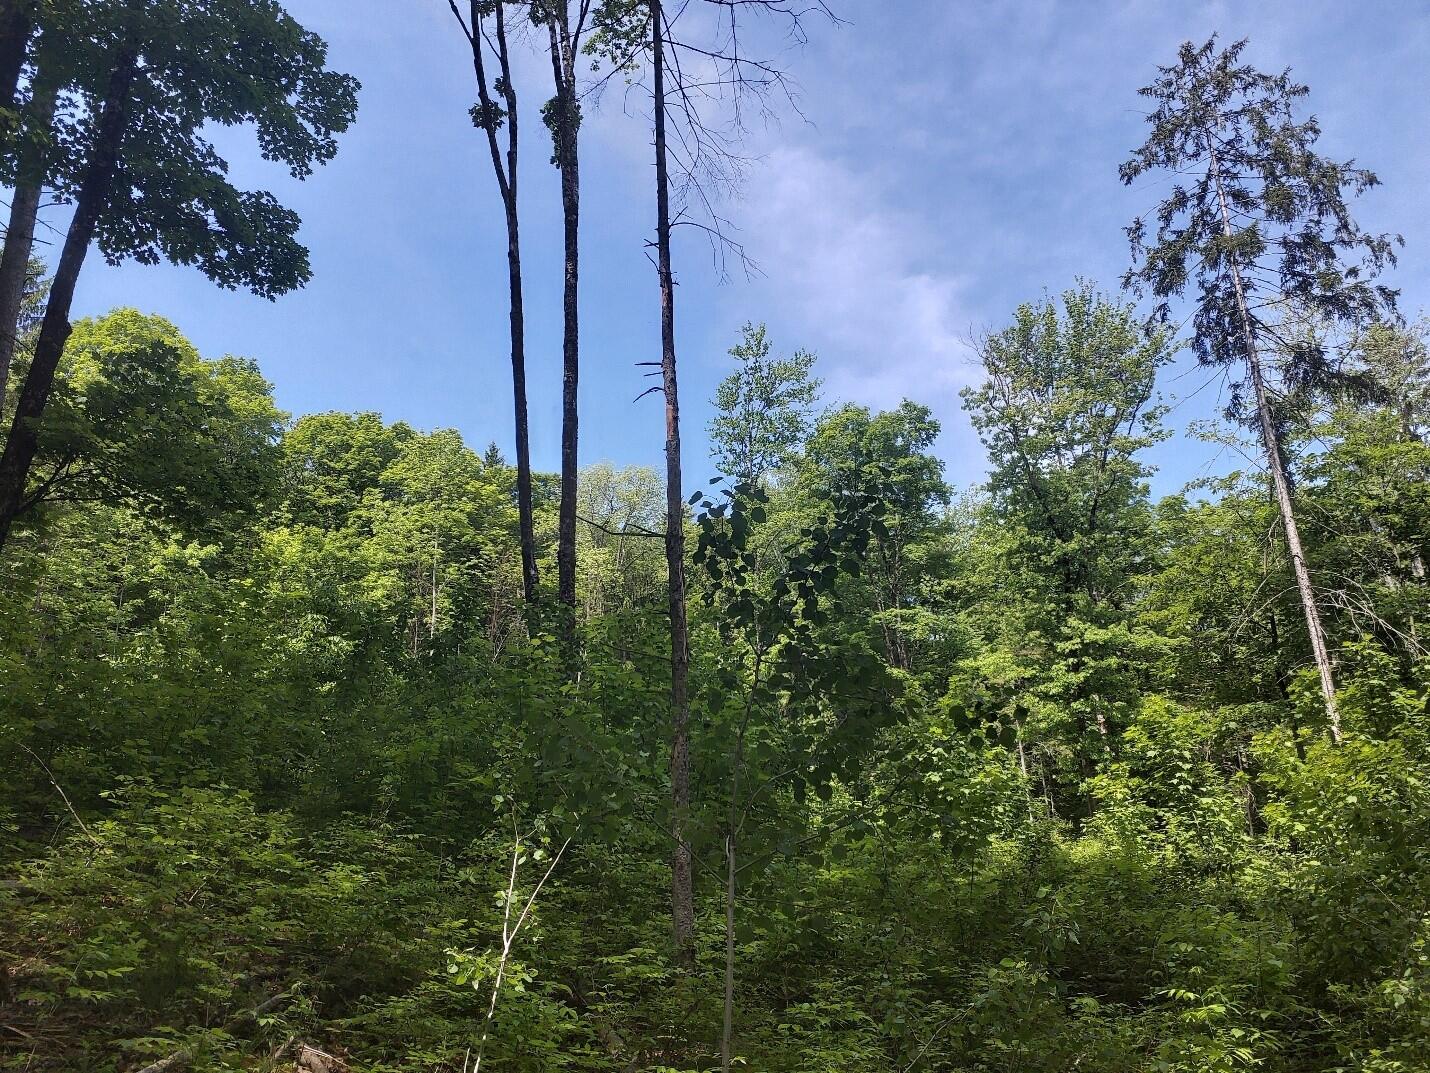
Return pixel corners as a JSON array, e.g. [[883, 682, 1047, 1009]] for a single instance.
[[1209, 149, 1342, 743], [550, 13, 580, 618], [460, 0, 539, 603], [430, 539, 439, 639], [722, 830, 737, 1073], [652, 0, 695, 967], [507, 201, 539, 603], [1016, 724, 1037, 821], [0, 51, 135, 547], [0, 69, 56, 405]]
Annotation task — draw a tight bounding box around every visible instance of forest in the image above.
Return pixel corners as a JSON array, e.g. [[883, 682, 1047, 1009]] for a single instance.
[[0, 2, 1428, 1072]]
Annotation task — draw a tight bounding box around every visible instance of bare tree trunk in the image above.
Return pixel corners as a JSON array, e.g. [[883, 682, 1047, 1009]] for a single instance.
[[497, 1, 537, 606], [1210, 150, 1342, 743], [652, 0, 695, 968], [0, 68, 56, 405], [0, 51, 135, 548], [453, 0, 539, 603], [722, 830, 737, 1073], [548, 7, 581, 620]]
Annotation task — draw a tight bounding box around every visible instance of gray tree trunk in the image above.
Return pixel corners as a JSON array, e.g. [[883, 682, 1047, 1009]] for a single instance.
[[1210, 150, 1342, 743], [651, 0, 695, 967], [0, 71, 56, 405]]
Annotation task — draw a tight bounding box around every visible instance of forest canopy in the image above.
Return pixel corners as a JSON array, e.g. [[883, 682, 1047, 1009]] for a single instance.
[[0, 5, 1428, 1073]]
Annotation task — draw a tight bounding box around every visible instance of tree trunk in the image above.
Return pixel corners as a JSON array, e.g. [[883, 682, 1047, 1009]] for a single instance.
[[652, 0, 695, 968], [0, 51, 135, 548], [0, 0, 34, 119], [0, 68, 56, 405], [1209, 150, 1342, 743], [722, 830, 737, 1073], [551, 11, 580, 619], [507, 201, 539, 604], [461, 0, 539, 603]]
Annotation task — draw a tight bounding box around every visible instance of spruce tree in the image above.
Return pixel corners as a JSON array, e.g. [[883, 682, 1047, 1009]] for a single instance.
[[1121, 36, 1400, 742]]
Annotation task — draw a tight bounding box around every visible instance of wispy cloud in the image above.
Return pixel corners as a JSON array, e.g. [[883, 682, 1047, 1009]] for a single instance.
[[731, 145, 986, 476]]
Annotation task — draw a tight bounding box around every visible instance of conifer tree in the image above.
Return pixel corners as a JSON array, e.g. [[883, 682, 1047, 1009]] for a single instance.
[[1122, 36, 1399, 742]]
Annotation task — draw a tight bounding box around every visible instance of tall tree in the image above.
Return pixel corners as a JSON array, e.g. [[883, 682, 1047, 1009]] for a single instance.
[[709, 321, 821, 486], [22, 309, 285, 533], [0, 0, 358, 548], [1122, 36, 1399, 742], [629, 0, 836, 967], [648, 0, 695, 966], [802, 401, 949, 670], [448, 0, 540, 604], [0, 19, 60, 403], [537, 0, 590, 618], [962, 284, 1173, 804]]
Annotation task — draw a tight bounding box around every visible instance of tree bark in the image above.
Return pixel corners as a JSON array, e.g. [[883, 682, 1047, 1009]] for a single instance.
[[0, 50, 136, 548], [722, 830, 737, 1072], [457, 0, 539, 603], [1209, 148, 1343, 743], [0, 0, 34, 120], [549, 7, 580, 619], [652, 0, 695, 968], [0, 65, 56, 405]]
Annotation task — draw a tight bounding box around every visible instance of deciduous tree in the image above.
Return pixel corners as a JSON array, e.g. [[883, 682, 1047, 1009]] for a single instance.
[[0, 0, 357, 548]]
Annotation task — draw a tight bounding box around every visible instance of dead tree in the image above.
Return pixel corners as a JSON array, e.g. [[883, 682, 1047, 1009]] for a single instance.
[[447, 0, 541, 604]]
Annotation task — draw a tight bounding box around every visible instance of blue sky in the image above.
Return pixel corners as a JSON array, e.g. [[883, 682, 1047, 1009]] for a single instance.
[[63, 0, 1430, 494]]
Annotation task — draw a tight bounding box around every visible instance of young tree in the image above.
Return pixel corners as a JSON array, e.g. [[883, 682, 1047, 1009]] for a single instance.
[[447, 0, 540, 604], [1121, 36, 1399, 742], [0, 0, 357, 549], [709, 322, 821, 486]]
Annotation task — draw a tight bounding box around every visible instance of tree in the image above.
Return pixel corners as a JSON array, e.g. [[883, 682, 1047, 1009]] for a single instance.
[[447, 0, 540, 605], [0, 0, 35, 124], [709, 322, 821, 486], [595, 0, 837, 970], [0, 0, 358, 548], [647, 0, 695, 966], [1357, 318, 1430, 443], [1122, 36, 1400, 742], [962, 284, 1174, 805], [0, 11, 63, 403], [17, 309, 284, 535], [802, 401, 949, 670], [689, 476, 900, 1073], [576, 462, 665, 617], [281, 411, 413, 531], [536, 0, 592, 621]]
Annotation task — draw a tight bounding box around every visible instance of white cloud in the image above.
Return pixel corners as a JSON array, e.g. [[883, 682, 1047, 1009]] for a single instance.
[[731, 145, 986, 476]]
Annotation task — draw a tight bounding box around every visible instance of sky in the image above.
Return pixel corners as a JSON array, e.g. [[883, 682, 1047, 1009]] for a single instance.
[[62, 0, 1430, 494]]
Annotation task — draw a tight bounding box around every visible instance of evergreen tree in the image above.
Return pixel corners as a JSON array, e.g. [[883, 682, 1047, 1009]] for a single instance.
[[1121, 36, 1399, 741]]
